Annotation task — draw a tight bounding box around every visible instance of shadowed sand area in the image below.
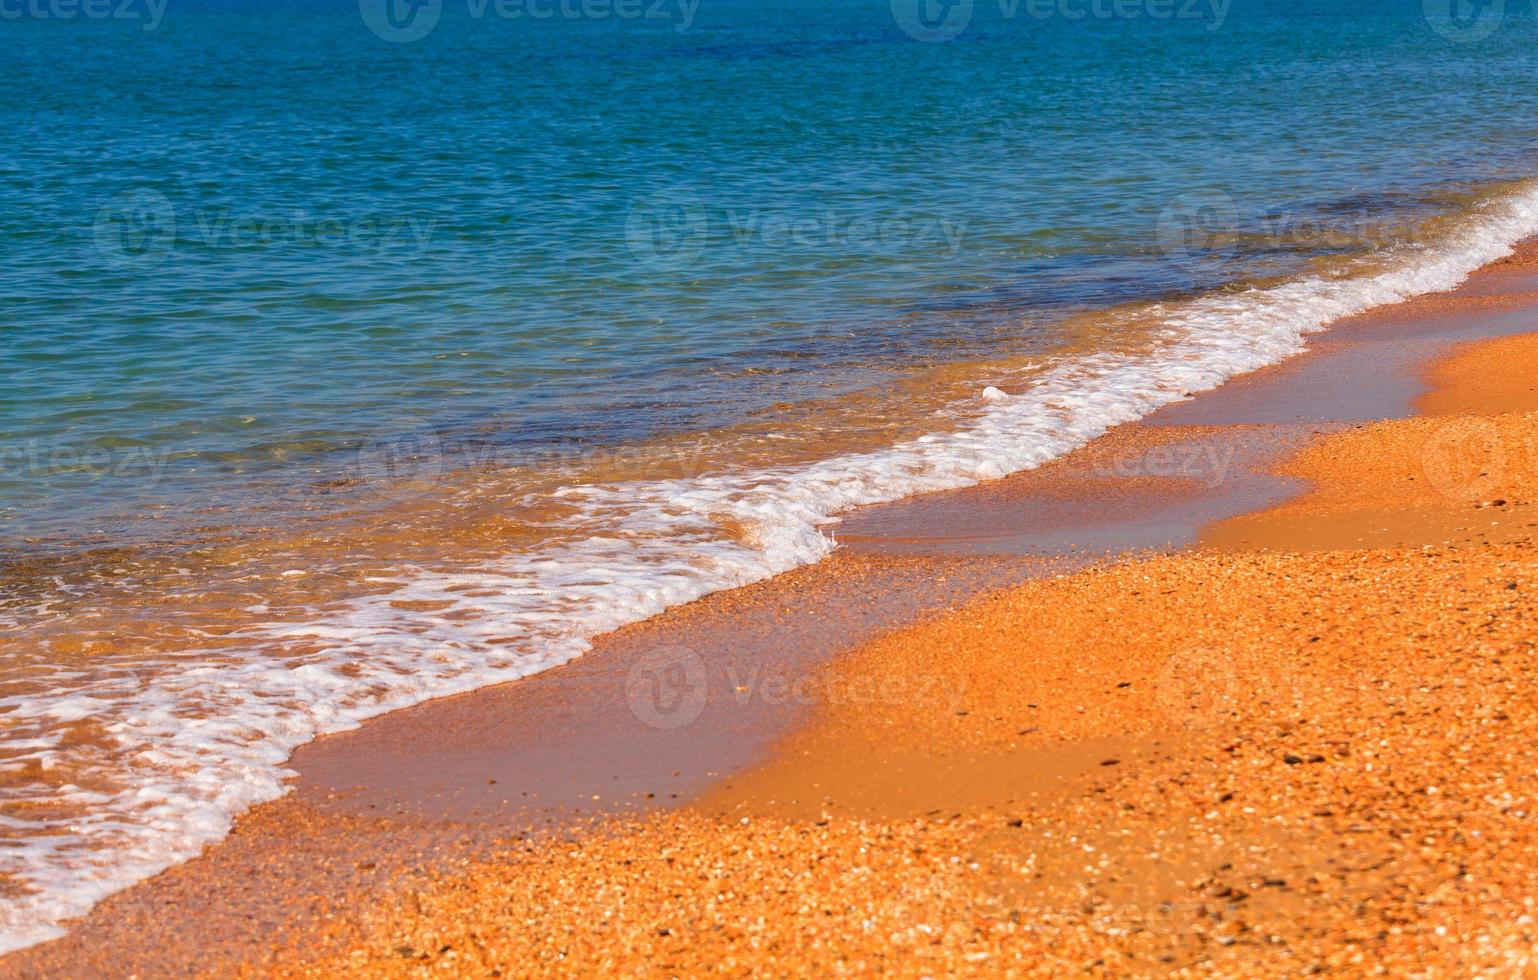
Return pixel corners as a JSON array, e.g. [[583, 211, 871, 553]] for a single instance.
[[12, 247, 1538, 975]]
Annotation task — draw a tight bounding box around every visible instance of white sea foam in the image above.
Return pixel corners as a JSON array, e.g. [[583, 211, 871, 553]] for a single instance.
[[5, 182, 1538, 954]]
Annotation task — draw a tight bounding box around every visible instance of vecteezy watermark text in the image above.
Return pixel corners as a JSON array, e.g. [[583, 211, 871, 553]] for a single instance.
[[93, 190, 437, 270], [359, 0, 699, 43], [1156, 189, 1429, 272], [891, 0, 1228, 42], [350, 424, 725, 502], [1, 440, 168, 484], [0, 0, 166, 30], [624, 646, 969, 730], [625, 190, 967, 271], [1102, 441, 1236, 488], [1004, 0, 1229, 24], [188, 208, 437, 253]]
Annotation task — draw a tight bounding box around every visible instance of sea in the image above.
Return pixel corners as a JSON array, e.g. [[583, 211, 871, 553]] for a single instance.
[[4, 0, 1538, 951]]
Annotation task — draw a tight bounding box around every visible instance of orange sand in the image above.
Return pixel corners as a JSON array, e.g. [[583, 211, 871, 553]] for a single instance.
[[248, 340, 1538, 975], [1203, 335, 1538, 554]]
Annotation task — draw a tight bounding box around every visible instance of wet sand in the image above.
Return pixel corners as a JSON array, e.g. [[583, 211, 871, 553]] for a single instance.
[[11, 247, 1538, 975]]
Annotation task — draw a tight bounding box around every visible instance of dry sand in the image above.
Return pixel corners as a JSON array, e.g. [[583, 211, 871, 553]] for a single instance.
[[244, 338, 1538, 975]]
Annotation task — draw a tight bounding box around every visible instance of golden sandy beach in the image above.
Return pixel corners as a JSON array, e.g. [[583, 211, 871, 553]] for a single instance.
[[231, 302, 1538, 972]]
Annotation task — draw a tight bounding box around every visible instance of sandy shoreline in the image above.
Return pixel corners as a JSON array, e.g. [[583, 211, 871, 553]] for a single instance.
[[13, 246, 1538, 975]]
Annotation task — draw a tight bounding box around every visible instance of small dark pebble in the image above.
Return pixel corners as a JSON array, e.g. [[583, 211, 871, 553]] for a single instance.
[[658, 928, 672, 937], [1007, 818, 1023, 828], [1100, 759, 1120, 767], [1307, 754, 1326, 763], [1283, 754, 1304, 765], [1263, 878, 1287, 888], [1218, 792, 1234, 803], [1116, 682, 1131, 688]]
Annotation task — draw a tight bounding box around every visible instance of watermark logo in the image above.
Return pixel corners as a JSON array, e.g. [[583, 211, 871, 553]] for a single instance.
[[1423, 0, 1504, 43], [341, 425, 722, 500], [624, 649, 968, 731], [625, 646, 709, 729], [1103, 441, 1236, 489], [625, 189, 709, 272], [518, 433, 719, 483], [93, 193, 438, 270], [1, 439, 168, 485], [1155, 190, 1238, 268], [624, 193, 967, 272], [353, 425, 446, 497], [893, 0, 1229, 42], [360, 0, 699, 42], [94, 190, 176, 271], [1421, 418, 1505, 502], [187, 208, 437, 255], [891, 0, 973, 41], [1154, 645, 1240, 728], [0, 0, 168, 30], [1158, 188, 1434, 276], [360, 0, 442, 42]]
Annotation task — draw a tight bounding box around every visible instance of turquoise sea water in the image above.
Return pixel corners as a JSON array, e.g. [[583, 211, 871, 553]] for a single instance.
[[7, 0, 1538, 547], [7, 0, 1538, 953]]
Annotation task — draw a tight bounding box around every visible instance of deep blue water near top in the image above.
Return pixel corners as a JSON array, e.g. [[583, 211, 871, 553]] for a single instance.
[[5, 0, 1538, 550]]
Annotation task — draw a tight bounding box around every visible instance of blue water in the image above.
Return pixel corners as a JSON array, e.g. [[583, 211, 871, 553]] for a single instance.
[[5, 0, 1538, 550]]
